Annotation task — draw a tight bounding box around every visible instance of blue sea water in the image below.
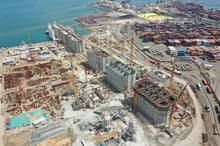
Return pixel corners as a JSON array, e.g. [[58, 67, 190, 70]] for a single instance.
[[0, 0, 219, 47]]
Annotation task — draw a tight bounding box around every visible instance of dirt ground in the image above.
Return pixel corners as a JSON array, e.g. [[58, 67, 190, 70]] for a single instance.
[[3, 130, 30, 146]]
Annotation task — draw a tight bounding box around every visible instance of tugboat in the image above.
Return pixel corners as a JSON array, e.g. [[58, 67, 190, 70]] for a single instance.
[[45, 30, 49, 35]]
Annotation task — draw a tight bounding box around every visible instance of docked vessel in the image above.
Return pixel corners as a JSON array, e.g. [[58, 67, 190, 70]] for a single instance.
[[45, 30, 49, 35]]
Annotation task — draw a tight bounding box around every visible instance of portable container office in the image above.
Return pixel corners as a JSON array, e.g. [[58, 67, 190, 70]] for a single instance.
[[167, 46, 177, 55]]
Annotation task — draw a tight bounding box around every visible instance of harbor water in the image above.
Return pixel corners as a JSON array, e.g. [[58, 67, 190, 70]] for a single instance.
[[0, 0, 219, 47]]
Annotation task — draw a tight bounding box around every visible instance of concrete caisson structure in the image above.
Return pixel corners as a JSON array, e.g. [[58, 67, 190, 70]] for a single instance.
[[106, 61, 136, 92], [134, 79, 176, 127], [87, 50, 110, 73], [48, 22, 85, 53]]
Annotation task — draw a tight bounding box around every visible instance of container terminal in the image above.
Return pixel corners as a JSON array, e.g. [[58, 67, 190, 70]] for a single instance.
[[1, 0, 220, 146]]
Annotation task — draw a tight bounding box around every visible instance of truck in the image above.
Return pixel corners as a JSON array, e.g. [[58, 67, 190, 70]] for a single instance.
[[213, 124, 219, 135], [215, 104, 220, 114], [202, 133, 208, 143], [201, 63, 213, 70], [81, 140, 88, 146]]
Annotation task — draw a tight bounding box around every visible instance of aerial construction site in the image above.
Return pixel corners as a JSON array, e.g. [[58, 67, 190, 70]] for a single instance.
[[1, 0, 220, 146]]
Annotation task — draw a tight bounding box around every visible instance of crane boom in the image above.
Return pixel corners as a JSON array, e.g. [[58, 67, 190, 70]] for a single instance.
[[130, 33, 134, 68], [168, 56, 175, 92], [169, 82, 189, 127], [109, 34, 113, 63]]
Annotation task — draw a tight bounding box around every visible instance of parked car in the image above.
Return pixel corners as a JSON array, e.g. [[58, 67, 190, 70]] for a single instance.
[[206, 87, 212, 94], [202, 79, 208, 85], [204, 105, 210, 112]]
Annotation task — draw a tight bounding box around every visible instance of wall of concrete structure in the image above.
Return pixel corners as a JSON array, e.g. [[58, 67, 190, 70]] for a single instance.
[[67, 36, 75, 53], [48, 24, 56, 41], [106, 61, 136, 92], [137, 94, 171, 127], [87, 51, 110, 73]]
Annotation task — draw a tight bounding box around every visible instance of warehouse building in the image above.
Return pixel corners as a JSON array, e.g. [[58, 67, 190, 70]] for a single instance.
[[134, 79, 176, 127], [48, 22, 85, 53], [87, 50, 110, 73], [106, 61, 136, 92]]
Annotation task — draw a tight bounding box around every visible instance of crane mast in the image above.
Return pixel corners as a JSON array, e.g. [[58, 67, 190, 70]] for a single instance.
[[168, 56, 175, 92], [130, 33, 135, 68]]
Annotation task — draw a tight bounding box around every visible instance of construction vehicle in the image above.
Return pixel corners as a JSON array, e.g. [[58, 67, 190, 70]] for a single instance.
[[213, 124, 219, 135]]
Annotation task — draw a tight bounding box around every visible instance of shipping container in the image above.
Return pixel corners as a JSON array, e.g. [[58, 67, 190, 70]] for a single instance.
[[167, 46, 177, 55], [142, 38, 149, 42], [177, 50, 185, 56]]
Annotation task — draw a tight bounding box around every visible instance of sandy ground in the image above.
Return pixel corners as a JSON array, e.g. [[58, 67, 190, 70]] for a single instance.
[[161, 72, 205, 146], [173, 77, 205, 146], [0, 85, 5, 146], [0, 50, 7, 146]]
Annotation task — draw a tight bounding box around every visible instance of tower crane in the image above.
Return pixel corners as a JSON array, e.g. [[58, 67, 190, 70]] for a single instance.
[[109, 34, 113, 63], [169, 82, 189, 127], [65, 56, 78, 98], [129, 33, 135, 68]]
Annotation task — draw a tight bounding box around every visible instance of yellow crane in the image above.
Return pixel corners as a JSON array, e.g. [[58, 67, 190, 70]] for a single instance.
[[129, 33, 135, 68], [169, 82, 189, 127], [65, 56, 78, 98], [124, 32, 152, 68]]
